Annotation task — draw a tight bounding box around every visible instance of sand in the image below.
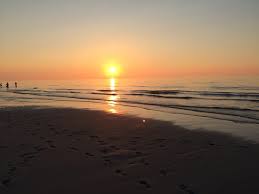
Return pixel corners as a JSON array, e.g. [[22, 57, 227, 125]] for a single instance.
[[1, 107, 259, 194]]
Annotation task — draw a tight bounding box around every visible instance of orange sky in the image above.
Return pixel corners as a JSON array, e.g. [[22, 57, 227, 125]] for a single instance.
[[0, 0, 259, 80]]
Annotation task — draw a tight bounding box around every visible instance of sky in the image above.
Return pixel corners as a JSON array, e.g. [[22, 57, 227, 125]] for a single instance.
[[0, 0, 259, 80]]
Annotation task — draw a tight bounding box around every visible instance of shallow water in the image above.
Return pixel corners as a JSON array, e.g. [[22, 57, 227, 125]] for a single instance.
[[1, 76, 259, 142]]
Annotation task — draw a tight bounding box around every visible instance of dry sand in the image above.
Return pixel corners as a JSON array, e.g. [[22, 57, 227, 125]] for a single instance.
[[0, 107, 259, 194]]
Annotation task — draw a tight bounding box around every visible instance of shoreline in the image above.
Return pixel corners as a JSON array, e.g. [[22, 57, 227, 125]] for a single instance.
[[1, 106, 259, 194]]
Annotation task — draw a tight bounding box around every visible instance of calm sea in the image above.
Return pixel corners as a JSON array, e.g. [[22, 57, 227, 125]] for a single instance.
[[1, 76, 259, 142]]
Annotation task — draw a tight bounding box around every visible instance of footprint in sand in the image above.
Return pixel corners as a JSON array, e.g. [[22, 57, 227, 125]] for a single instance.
[[20, 151, 38, 158], [153, 138, 167, 142], [159, 169, 168, 176], [128, 161, 136, 166], [89, 135, 99, 139], [138, 180, 151, 189], [159, 144, 166, 148], [135, 151, 143, 156], [46, 140, 56, 148], [108, 137, 120, 141], [100, 148, 111, 154], [138, 158, 150, 166], [178, 184, 195, 194], [1, 178, 11, 186], [49, 144, 56, 148], [115, 169, 127, 176], [8, 166, 16, 175], [34, 145, 47, 152], [102, 157, 112, 166], [97, 140, 108, 146], [109, 145, 118, 150], [85, 152, 95, 157], [0, 145, 8, 149], [2, 163, 17, 186], [69, 146, 79, 151]]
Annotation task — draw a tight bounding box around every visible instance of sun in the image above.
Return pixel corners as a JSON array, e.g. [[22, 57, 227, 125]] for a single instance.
[[104, 61, 121, 77], [108, 66, 117, 75]]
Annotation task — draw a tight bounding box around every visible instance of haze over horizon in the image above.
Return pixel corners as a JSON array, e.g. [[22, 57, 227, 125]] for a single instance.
[[1, 0, 259, 80]]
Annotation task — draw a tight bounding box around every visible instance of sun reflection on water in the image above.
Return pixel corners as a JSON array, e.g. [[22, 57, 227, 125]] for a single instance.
[[110, 78, 116, 91], [107, 78, 119, 114]]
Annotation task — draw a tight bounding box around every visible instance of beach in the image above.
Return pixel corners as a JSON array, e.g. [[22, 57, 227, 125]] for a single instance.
[[1, 0, 259, 193], [1, 107, 259, 194]]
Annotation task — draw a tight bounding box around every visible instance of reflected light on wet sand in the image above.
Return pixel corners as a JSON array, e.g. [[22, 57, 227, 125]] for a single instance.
[[109, 108, 118, 114]]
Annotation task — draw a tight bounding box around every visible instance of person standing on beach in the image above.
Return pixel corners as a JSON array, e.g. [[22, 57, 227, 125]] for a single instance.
[[15, 82, 18, 88], [0, 83, 2, 88], [6, 82, 9, 89]]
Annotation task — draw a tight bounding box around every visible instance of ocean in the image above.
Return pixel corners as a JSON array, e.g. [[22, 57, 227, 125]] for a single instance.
[[1, 76, 259, 142]]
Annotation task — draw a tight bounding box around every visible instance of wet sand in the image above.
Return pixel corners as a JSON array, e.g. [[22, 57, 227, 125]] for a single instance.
[[1, 107, 259, 194]]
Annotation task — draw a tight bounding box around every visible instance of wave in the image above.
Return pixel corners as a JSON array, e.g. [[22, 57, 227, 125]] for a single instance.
[[133, 89, 259, 98], [211, 86, 259, 91], [97, 89, 120, 92], [8, 88, 259, 103], [198, 91, 259, 98], [128, 93, 193, 99], [14, 88, 259, 99], [9, 90, 259, 123], [134, 90, 180, 95], [128, 93, 259, 102], [91, 92, 117, 96]]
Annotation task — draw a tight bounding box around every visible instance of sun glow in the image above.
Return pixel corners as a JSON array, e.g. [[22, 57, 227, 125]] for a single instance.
[[104, 61, 121, 78], [109, 66, 117, 75]]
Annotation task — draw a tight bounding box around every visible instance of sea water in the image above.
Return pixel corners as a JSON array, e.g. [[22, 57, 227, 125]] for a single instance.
[[0, 76, 259, 142]]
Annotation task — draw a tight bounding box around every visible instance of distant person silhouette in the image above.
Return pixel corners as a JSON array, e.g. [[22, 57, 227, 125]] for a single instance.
[[6, 82, 9, 89], [0, 83, 2, 88], [15, 82, 17, 88]]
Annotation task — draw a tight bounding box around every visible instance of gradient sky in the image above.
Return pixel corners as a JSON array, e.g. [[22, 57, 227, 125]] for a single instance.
[[0, 0, 259, 79]]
